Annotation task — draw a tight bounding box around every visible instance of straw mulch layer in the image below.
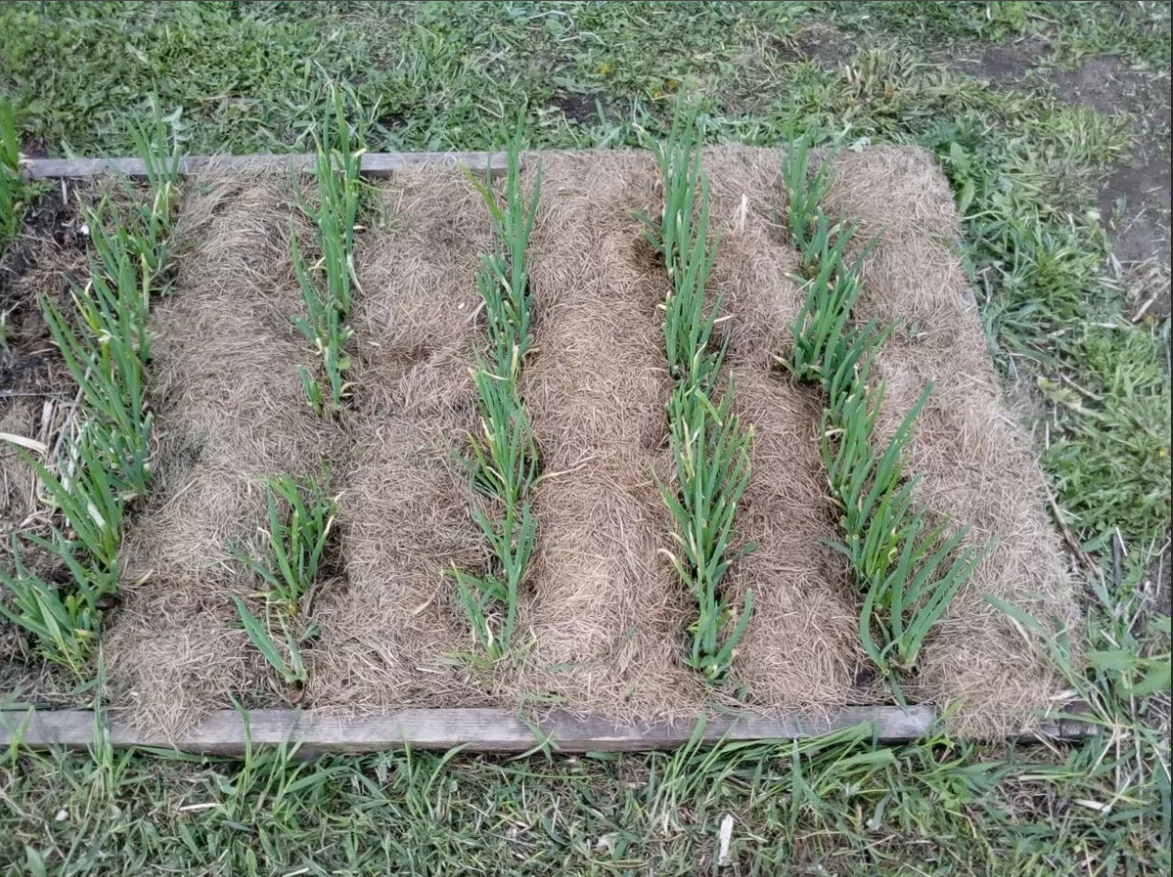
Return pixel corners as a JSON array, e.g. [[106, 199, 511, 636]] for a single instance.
[[4, 147, 1075, 739]]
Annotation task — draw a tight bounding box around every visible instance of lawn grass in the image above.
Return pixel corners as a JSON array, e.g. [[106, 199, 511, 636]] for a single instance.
[[1, 2, 1169, 874]]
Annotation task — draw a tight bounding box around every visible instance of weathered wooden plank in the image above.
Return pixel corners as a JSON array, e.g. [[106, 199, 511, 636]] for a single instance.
[[22, 151, 510, 180], [0, 706, 936, 755]]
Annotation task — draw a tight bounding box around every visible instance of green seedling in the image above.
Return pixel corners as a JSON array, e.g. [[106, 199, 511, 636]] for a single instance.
[[233, 595, 308, 687], [126, 102, 181, 276], [781, 213, 883, 387], [1, 103, 179, 674], [856, 518, 988, 695], [229, 474, 336, 615], [782, 135, 834, 263], [291, 86, 364, 415], [228, 474, 333, 695], [0, 533, 108, 676], [660, 381, 756, 682], [41, 242, 153, 500], [1, 96, 29, 250], [18, 428, 125, 575]]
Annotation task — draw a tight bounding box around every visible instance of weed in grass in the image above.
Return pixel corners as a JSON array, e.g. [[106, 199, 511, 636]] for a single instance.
[[10, 705, 1167, 876], [989, 563, 1170, 873], [0, 95, 29, 253], [291, 87, 364, 416], [451, 140, 541, 662], [642, 100, 755, 684], [1040, 321, 1171, 546]]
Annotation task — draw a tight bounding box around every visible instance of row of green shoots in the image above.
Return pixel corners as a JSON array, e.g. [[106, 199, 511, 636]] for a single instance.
[[449, 109, 760, 684], [0, 113, 180, 676], [780, 138, 988, 703], [450, 143, 543, 663], [291, 89, 364, 418], [640, 106, 756, 685]]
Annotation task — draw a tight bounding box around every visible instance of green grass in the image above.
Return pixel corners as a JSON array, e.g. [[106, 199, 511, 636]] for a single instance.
[[0, 2, 1169, 874], [0, 96, 29, 252], [1041, 322, 1172, 546], [1, 714, 1168, 876], [830, 1, 1172, 67]]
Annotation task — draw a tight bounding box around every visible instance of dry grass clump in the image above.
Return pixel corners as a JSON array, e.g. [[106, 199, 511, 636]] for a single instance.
[[28, 145, 1074, 737], [103, 167, 346, 737], [0, 402, 38, 539]]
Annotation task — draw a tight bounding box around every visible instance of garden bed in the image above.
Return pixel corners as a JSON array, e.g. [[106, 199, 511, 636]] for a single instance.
[[2, 146, 1078, 748]]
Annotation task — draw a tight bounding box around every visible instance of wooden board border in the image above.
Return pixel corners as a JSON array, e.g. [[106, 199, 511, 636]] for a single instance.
[[0, 706, 1094, 756], [22, 151, 509, 179]]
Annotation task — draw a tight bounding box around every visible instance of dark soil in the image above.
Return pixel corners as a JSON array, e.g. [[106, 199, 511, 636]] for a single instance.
[[1050, 56, 1156, 117], [773, 23, 857, 68], [0, 184, 88, 407], [1100, 158, 1171, 265], [548, 91, 608, 126], [946, 37, 1047, 83]]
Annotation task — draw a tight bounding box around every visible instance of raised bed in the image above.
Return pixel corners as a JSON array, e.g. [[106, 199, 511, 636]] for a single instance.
[[1, 148, 1085, 754]]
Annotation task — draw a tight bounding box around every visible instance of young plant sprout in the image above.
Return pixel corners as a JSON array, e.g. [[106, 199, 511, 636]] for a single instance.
[[229, 474, 336, 695]]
